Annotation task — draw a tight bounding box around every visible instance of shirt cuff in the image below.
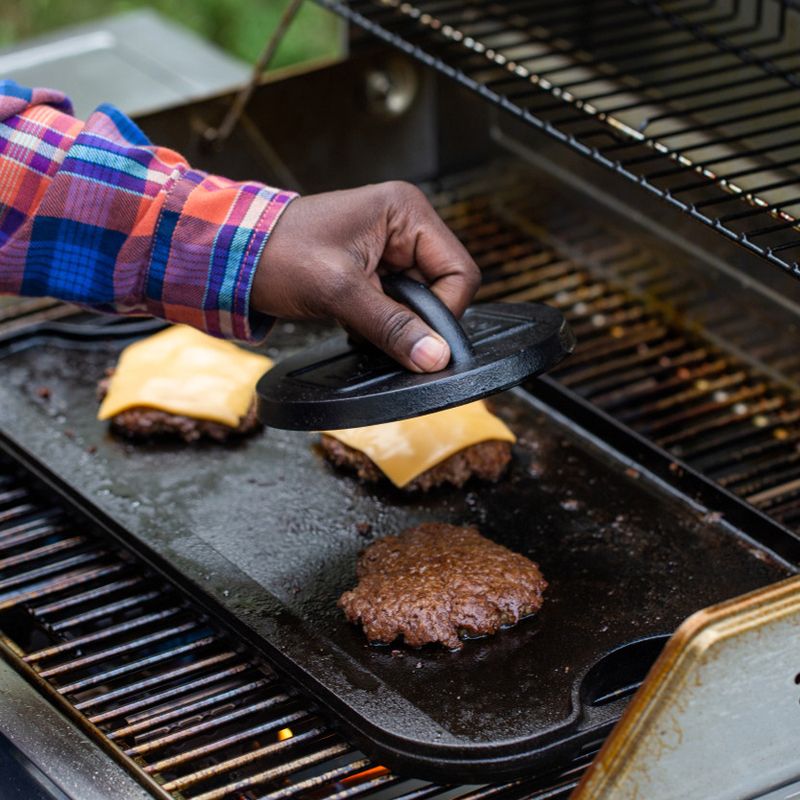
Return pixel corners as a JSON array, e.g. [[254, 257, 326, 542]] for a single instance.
[[235, 187, 297, 342], [140, 166, 297, 343]]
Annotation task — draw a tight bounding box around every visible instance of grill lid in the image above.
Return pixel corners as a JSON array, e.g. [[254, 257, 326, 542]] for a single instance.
[[257, 275, 575, 430]]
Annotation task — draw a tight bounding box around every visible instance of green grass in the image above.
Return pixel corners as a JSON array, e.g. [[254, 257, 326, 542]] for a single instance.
[[1, 0, 341, 70]]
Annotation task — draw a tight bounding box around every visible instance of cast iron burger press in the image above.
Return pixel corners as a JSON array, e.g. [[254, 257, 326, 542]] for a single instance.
[[257, 274, 575, 430]]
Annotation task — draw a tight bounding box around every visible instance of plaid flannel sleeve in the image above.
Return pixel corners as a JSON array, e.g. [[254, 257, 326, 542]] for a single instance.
[[0, 81, 297, 341]]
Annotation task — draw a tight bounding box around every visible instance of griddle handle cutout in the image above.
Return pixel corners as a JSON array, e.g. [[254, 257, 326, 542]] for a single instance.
[[577, 634, 670, 729], [381, 274, 475, 366]]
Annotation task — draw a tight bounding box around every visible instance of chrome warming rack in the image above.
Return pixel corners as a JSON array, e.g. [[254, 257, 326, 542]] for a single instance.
[[314, 0, 800, 275]]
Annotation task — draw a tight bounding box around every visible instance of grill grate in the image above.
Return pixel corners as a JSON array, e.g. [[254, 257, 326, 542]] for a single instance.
[[317, 0, 800, 276], [423, 164, 800, 529], [0, 464, 594, 799]]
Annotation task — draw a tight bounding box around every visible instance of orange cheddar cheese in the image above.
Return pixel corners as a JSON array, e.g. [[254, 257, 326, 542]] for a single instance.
[[97, 325, 272, 428], [323, 400, 516, 487]]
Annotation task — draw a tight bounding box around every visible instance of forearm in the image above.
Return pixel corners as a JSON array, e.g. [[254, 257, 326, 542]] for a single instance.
[[0, 82, 296, 341]]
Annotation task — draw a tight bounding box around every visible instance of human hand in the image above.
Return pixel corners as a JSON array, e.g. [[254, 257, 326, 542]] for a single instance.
[[251, 182, 480, 372]]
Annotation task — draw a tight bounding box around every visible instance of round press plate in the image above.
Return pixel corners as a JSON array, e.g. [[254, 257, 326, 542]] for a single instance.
[[257, 302, 575, 430]]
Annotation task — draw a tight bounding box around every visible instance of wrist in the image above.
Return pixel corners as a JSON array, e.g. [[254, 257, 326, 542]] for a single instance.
[[246, 191, 299, 332]]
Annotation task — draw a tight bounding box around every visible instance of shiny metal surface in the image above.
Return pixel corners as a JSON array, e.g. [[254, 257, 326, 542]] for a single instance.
[[575, 576, 800, 800], [0, 658, 151, 800], [0, 10, 250, 118]]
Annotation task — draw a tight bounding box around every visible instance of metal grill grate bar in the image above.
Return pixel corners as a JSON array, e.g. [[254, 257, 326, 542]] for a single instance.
[[24, 606, 183, 663], [191, 742, 353, 800], [31, 575, 145, 618], [109, 677, 271, 738], [73, 650, 242, 710], [86, 659, 252, 724], [152, 712, 315, 778], [48, 588, 163, 631]]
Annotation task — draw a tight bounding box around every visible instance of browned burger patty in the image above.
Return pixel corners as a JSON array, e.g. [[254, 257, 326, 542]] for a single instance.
[[97, 374, 261, 443], [319, 435, 511, 491], [338, 522, 546, 650]]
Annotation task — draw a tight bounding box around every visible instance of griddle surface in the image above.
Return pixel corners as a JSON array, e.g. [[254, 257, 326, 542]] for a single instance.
[[0, 320, 793, 779]]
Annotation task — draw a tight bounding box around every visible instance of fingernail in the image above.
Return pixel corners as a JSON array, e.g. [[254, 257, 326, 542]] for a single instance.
[[410, 335, 449, 371]]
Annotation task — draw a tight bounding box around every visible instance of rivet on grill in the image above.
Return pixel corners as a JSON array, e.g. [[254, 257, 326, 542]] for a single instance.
[[610, 325, 625, 338], [695, 379, 711, 391], [774, 428, 790, 440], [733, 403, 749, 416], [753, 415, 770, 428], [713, 390, 729, 403]]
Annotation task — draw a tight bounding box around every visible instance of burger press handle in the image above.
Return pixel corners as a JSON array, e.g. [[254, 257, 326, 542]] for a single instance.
[[380, 273, 475, 366]]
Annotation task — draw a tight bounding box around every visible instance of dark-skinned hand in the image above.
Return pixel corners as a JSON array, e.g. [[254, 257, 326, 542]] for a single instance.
[[252, 181, 480, 372]]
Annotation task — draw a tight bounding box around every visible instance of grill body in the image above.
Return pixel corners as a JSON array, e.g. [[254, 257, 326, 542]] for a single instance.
[[3, 10, 800, 798]]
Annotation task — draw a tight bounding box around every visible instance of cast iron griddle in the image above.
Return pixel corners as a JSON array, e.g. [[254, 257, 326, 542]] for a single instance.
[[0, 316, 795, 780]]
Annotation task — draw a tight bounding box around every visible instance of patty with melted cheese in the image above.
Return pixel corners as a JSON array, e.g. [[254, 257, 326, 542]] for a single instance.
[[320, 436, 511, 491], [320, 401, 515, 491], [97, 326, 271, 443]]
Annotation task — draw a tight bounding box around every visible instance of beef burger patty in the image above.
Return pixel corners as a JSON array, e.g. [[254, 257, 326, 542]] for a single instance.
[[338, 522, 546, 650], [97, 373, 261, 443]]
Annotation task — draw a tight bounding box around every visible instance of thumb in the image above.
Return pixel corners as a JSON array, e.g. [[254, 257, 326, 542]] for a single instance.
[[332, 277, 451, 373]]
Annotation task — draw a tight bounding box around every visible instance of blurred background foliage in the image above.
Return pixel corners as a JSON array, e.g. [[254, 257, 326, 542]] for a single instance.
[[1, 0, 341, 69]]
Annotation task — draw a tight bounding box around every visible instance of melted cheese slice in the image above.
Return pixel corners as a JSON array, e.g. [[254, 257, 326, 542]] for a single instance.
[[98, 325, 272, 428], [323, 401, 516, 488]]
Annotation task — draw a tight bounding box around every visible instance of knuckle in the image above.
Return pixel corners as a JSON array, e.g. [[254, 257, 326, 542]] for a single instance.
[[383, 180, 426, 207], [466, 263, 482, 292]]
